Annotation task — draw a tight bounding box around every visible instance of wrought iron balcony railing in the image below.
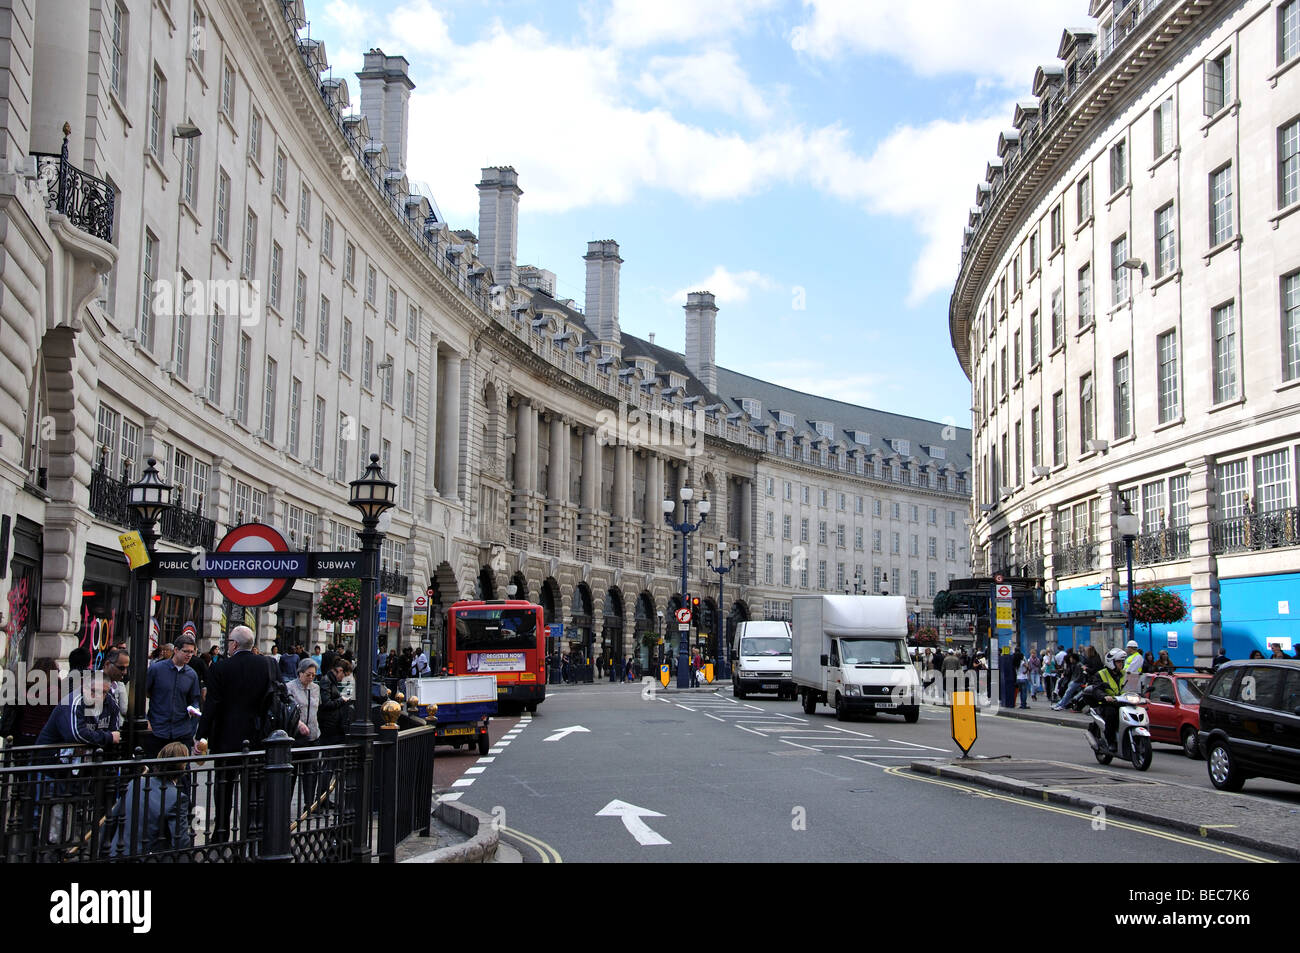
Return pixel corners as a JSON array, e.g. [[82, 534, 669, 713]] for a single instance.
[[1210, 507, 1300, 556], [89, 467, 216, 549], [1053, 538, 1099, 576], [32, 127, 115, 243], [378, 569, 408, 595], [1112, 526, 1191, 567]]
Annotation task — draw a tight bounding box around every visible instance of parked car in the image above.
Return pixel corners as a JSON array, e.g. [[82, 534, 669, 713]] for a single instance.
[[1138, 672, 1211, 758], [1196, 659, 1300, 792]]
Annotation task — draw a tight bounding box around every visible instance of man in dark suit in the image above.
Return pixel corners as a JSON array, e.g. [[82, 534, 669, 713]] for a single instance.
[[197, 625, 275, 843]]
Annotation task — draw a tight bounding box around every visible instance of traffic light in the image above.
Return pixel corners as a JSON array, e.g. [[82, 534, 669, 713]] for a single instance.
[[426, 585, 435, 599]]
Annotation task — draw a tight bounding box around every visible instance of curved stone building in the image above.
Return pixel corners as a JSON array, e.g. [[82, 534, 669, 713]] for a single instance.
[[0, 0, 970, 679], [950, 0, 1300, 666]]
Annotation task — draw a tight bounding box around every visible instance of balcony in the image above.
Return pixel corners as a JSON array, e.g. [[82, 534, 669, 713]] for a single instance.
[[89, 467, 216, 550], [33, 138, 116, 243], [378, 568, 408, 596], [1112, 526, 1190, 567], [1211, 508, 1300, 557], [1053, 537, 1099, 576]]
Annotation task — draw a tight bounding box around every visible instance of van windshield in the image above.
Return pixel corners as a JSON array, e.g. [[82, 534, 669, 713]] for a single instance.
[[839, 638, 907, 665], [740, 637, 792, 657]]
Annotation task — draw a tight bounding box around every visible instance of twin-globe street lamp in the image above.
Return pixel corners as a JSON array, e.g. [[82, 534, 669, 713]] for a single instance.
[[705, 539, 740, 680], [126, 457, 174, 750], [663, 485, 708, 689], [1118, 500, 1140, 652]]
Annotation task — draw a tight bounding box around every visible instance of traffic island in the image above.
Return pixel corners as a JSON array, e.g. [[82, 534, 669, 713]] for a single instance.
[[907, 758, 1300, 860]]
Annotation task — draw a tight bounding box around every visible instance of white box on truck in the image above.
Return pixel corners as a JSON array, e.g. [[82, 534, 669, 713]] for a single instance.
[[791, 595, 920, 722], [731, 620, 794, 699]]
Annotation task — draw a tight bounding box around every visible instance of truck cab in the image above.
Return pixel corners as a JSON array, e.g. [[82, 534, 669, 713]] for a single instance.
[[731, 620, 794, 700]]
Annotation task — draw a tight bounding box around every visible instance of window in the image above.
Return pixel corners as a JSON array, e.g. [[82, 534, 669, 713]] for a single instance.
[[1012, 253, 1021, 291], [910, 535, 919, 558], [1169, 474, 1189, 527], [404, 369, 415, 417], [173, 274, 191, 380], [1030, 309, 1040, 366], [182, 136, 198, 206], [1154, 203, 1176, 277], [407, 304, 419, 343], [1014, 422, 1023, 485], [262, 358, 277, 441], [800, 518, 809, 544], [1029, 231, 1039, 273], [1283, 0, 1300, 64], [872, 529, 882, 553], [947, 539, 957, 561], [321, 216, 334, 260], [1052, 391, 1065, 466], [1079, 373, 1095, 447], [1157, 330, 1180, 424], [1113, 353, 1132, 440], [765, 554, 774, 586], [386, 286, 398, 325], [235, 333, 251, 425], [298, 182, 312, 232], [215, 169, 230, 249], [1142, 480, 1167, 532], [1109, 140, 1127, 194], [855, 527, 863, 550], [1209, 164, 1234, 247], [892, 502, 901, 519], [274, 150, 287, 200], [317, 296, 330, 354], [341, 318, 353, 375], [1216, 459, 1248, 518], [1050, 204, 1063, 250], [242, 209, 257, 277], [1280, 119, 1300, 209], [873, 499, 882, 517], [1284, 272, 1300, 382], [801, 486, 811, 505], [269, 242, 283, 311], [928, 537, 937, 559], [1077, 263, 1092, 327], [148, 66, 165, 156], [999, 346, 1007, 396], [1013, 330, 1022, 382], [206, 310, 224, 401], [361, 337, 373, 391], [402, 451, 413, 510], [382, 355, 394, 405], [818, 561, 827, 591], [1077, 174, 1092, 223], [139, 231, 157, 350], [288, 378, 302, 457], [344, 242, 356, 285], [1204, 49, 1232, 116], [782, 514, 791, 540], [782, 556, 792, 587], [891, 532, 900, 555], [1050, 287, 1064, 349], [312, 397, 326, 469], [365, 266, 377, 305], [909, 571, 918, 598], [1153, 97, 1174, 158], [1111, 235, 1129, 305], [1211, 302, 1238, 404], [766, 512, 775, 538], [335, 414, 350, 482], [1255, 449, 1293, 512], [110, 2, 128, 97], [248, 109, 262, 164], [293, 271, 306, 335], [220, 60, 235, 116]]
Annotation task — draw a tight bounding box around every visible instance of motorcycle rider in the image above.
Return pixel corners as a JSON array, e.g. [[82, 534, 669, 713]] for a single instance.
[[1083, 648, 1128, 750]]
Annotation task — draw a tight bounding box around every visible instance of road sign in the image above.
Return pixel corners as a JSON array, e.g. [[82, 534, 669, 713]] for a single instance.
[[214, 524, 294, 608], [414, 595, 428, 610], [994, 584, 1012, 600], [951, 690, 977, 756], [675, 608, 692, 624], [412, 613, 428, 628]]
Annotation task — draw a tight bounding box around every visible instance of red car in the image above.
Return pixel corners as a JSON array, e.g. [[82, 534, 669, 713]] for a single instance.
[[1139, 672, 1212, 758]]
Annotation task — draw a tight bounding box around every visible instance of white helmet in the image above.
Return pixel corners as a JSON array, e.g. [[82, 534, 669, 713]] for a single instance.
[[1105, 648, 1127, 667]]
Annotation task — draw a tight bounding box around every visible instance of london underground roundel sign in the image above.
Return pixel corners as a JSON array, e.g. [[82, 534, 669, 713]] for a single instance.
[[214, 523, 295, 607]]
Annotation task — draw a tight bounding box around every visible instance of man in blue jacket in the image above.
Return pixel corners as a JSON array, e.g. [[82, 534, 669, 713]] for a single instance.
[[36, 672, 122, 749], [143, 634, 202, 758]]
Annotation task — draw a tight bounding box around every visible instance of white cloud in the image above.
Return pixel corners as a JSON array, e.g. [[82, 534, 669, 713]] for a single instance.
[[636, 50, 774, 121], [604, 0, 782, 49], [386, 0, 453, 56], [791, 0, 1086, 88], [753, 364, 893, 407], [667, 266, 781, 306]]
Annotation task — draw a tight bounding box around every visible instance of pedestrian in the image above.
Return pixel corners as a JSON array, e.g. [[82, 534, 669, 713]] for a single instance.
[[317, 660, 352, 745], [287, 658, 323, 806], [1248, 649, 1265, 659], [196, 625, 277, 842], [36, 670, 122, 749], [1154, 650, 1175, 673], [1015, 656, 1031, 708], [1269, 643, 1289, 659], [1212, 648, 1229, 670], [1053, 651, 1086, 710], [411, 646, 430, 677], [142, 633, 202, 758], [14, 656, 59, 747], [338, 658, 356, 702], [101, 646, 131, 719], [278, 643, 300, 682], [1042, 649, 1057, 700], [104, 741, 194, 857], [1122, 640, 1144, 691], [1028, 649, 1043, 700], [1142, 651, 1156, 674]]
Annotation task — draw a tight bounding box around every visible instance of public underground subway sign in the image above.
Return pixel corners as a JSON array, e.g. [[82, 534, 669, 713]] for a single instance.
[[212, 524, 297, 607]]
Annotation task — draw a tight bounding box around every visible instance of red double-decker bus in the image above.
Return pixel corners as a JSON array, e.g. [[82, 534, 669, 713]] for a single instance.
[[445, 600, 547, 712]]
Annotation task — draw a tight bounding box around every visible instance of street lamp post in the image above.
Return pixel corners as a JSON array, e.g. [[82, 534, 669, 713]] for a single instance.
[[1118, 500, 1140, 652], [125, 457, 173, 752], [663, 485, 709, 688], [348, 453, 396, 864], [706, 539, 740, 680]]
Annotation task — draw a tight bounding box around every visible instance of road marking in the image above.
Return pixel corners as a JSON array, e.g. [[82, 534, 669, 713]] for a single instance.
[[437, 792, 463, 802], [780, 739, 821, 751], [451, 778, 475, 787], [489, 747, 507, 754], [886, 738, 953, 752], [881, 766, 1276, 863], [463, 767, 485, 774], [477, 757, 495, 764], [597, 799, 670, 846], [543, 725, 591, 742], [501, 826, 563, 863], [676, 705, 696, 712], [736, 725, 767, 736], [703, 713, 725, 722]]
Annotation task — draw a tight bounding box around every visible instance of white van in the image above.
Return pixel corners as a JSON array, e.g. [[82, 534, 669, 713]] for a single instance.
[[731, 620, 794, 699]]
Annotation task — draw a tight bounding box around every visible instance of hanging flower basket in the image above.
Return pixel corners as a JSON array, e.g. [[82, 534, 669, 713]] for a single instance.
[[1129, 587, 1187, 626], [318, 578, 362, 623]]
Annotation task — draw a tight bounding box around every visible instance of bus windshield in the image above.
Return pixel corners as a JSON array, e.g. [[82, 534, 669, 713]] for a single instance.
[[454, 608, 539, 651]]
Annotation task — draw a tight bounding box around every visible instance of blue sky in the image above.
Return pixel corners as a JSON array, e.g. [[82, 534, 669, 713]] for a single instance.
[[306, 0, 1087, 427]]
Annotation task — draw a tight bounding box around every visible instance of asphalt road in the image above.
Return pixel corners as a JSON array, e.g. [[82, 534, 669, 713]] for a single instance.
[[434, 685, 1295, 863]]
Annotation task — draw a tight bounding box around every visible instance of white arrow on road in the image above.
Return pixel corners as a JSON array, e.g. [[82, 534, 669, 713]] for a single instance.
[[597, 799, 670, 846], [543, 725, 591, 742]]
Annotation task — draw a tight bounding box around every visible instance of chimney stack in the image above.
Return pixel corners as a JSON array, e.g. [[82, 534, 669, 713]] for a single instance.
[[684, 291, 718, 392], [477, 167, 522, 289], [584, 240, 622, 344], [356, 50, 415, 176]]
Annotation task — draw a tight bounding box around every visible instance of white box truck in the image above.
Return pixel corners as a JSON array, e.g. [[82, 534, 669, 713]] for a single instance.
[[791, 595, 921, 723], [731, 620, 794, 699]]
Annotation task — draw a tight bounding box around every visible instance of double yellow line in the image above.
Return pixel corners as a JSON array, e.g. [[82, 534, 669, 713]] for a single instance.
[[501, 825, 563, 863], [883, 766, 1275, 863]]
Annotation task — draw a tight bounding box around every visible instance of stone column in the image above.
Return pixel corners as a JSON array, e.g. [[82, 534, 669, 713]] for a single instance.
[[740, 477, 754, 585], [423, 337, 439, 498], [582, 428, 598, 512], [439, 353, 461, 498], [549, 415, 565, 501], [1186, 456, 1221, 670]]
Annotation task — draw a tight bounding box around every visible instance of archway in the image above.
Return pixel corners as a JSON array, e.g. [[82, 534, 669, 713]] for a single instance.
[[509, 571, 529, 602], [428, 561, 459, 670], [634, 591, 657, 670], [726, 599, 752, 677], [476, 565, 496, 600], [602, 588, 625, 679], [571, 583, 593, 682]]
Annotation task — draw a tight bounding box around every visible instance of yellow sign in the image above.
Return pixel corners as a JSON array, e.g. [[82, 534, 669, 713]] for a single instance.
[[703, 663, 714, 683], [119, 531, 150, 570], [951, 690, 978, 755], [660, 664, 671, 688], [412, 612, 428, 627]]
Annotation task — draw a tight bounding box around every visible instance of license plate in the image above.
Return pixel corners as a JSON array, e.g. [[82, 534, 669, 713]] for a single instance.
[[441, 727, 475, 736], [874, 702, 897, 709], [761, 684, 778, 690]]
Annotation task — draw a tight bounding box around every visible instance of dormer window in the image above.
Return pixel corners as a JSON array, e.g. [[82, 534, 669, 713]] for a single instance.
[[813, 421, 834, 440], [776, 410, 795, 427]]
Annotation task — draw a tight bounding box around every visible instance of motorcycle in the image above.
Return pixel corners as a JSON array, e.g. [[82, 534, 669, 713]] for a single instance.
[[1082, 690, 1153, 771]]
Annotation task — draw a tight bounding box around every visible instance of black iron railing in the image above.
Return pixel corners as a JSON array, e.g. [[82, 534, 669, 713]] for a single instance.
[[89, 467, 216, 549], [1053, 538, 1099, 575], [32, 127, 115, 243], [1112, 526, 1191, 567], [1210, 507, 1300, 556], [374, 723, 435, 862], [378, 569, 407, 596]]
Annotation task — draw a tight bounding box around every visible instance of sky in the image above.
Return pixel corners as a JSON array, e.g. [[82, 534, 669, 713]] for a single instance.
[[305, 0, 1089, 429]]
